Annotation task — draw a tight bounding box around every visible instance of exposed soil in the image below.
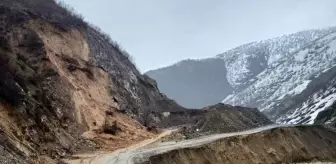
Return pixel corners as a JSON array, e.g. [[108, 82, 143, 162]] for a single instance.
[[143, 125, 336, 164], [0, 4, 277, 163], [2, 1, 335, 164], [0, 6, 153, 162]]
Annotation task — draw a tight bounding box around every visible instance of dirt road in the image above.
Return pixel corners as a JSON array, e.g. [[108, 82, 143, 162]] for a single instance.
[[66, 129, 179, 164], [69, 124, 294, 164]]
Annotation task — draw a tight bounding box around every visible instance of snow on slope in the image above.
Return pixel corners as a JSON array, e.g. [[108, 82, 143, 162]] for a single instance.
[[222, 28, 336, 124], [219, 29, 335, 90], [147, 27, 336, 124], [280, 86, 336, 124], [275, 65, 336, 124]]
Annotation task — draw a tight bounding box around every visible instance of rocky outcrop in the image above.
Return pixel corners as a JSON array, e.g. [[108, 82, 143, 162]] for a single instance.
[[142, 125, 336, 164], [315, 102, 336, 126]]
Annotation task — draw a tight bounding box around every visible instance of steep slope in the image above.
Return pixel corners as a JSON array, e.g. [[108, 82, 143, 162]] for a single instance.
[[148, 28, 336, 124], [0, 0, 186, 162], [315, 102, 336, 126], [223, 31, 336, 123], [276, 66, 336, 124], [146, 59, 232, 108], [219, 29, 335, 90], [0, 1, 277, 163], [0, 8, 150, 164]]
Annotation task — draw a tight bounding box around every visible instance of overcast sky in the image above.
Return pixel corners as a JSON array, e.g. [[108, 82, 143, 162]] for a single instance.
[[65, 0, 336, 72]]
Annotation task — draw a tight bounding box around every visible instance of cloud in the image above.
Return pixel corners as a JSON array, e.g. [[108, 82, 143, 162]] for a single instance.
[[65, 0, 336, 72]]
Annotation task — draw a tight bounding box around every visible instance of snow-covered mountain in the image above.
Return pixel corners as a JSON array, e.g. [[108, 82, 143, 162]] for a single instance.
[[147, 27, 336, 124], [222, 28, 336, 123]]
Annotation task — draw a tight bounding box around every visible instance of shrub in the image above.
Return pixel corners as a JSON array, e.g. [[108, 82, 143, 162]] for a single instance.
[[0, 0, 137, 70], [0, 0, 87, 29], [86, 23, 137, 69]]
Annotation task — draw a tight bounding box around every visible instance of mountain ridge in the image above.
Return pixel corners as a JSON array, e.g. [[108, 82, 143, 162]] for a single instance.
[[0, 0, 276, 162], [147, 26, 336, 124]]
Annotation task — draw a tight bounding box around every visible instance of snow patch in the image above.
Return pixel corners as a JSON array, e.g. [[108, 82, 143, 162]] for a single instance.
[[222, 28, 336, 124], [278, 86, 336, 124], [268, 54, 282, 65], [294, 49, 307, 62], [328, 38, 336, 53], [288, 80, 311, 95]]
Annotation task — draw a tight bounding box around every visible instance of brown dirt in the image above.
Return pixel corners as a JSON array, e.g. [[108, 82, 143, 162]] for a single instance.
[[0, 1, 193, 161], [65, 129, 177, 164], [143, 125, 336, 164], [28, 20, 154, 149], [0, 1, 206, 162], [0, 17, 152, 162]]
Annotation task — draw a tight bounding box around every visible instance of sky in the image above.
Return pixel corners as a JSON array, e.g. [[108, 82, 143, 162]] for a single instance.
[[65, 0, 336, 72]]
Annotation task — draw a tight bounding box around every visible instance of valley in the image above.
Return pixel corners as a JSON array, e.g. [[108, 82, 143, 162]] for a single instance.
[[147, 27, 336, 125], [0, 0, 336, 164]]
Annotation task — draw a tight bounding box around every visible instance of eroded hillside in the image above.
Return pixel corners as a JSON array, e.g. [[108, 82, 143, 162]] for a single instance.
[[0, 9, 153, 164], [7, 1, 335, 164], [0, 1, 277, 163], [142, 125, 336, 164], [0, 0, 188, 162]]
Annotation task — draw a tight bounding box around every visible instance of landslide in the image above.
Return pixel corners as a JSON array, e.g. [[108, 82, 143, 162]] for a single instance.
[[0, 9, 152, 164], [143, 125, 336, 164], [0, 0, 276, 163], [0, 0, 178, 162], [1, 0, 231, 162]]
